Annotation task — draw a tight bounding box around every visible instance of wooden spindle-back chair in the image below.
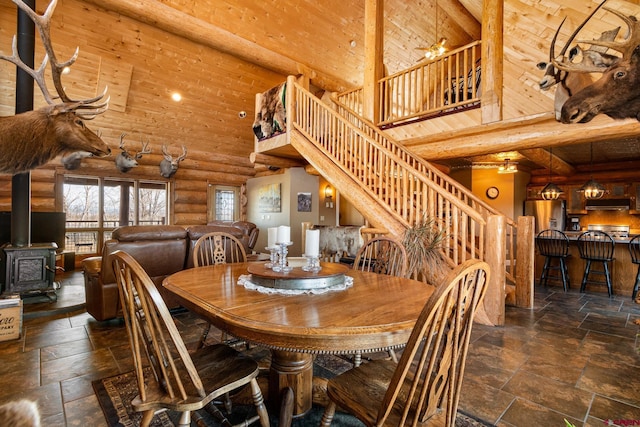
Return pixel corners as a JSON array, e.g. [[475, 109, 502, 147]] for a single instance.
[[320, 259, 490, 427], [111, 250, 269, 427]]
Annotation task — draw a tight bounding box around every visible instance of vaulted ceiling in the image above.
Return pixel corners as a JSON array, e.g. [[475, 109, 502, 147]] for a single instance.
[[1, 0, 639, 182]]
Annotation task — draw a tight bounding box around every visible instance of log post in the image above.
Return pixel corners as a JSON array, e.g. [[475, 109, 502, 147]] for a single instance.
[[516, 216, 535, 308], [483, 214, 506, 326]]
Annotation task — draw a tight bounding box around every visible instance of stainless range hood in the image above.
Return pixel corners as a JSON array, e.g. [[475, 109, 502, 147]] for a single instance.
[[585, 198, 630, 211]]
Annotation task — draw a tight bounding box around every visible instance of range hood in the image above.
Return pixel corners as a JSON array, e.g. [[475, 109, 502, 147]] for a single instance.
[[585, 198, 630, 211]]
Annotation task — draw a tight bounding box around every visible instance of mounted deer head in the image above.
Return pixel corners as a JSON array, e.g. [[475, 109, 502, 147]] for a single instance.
[[61, 151, 92, 170], [0, 0, 110, 175], [160, 144, 187, 178], [552, 3, 640, 123], [115, 133, 151, 173], [538, 0, 620, 121]]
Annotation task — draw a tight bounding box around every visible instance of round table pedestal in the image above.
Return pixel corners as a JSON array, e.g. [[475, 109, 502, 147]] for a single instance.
[[268, 350, 314, 417]]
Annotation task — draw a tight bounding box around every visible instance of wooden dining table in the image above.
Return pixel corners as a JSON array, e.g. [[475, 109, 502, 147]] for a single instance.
[[162, 262, 435, 417]]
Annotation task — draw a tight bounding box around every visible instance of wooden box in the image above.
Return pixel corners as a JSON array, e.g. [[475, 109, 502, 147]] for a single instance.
[[0, 295, 22, 342]]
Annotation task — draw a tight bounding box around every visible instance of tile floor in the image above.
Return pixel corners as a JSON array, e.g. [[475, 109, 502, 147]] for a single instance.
[[0, 271, 638, 426]]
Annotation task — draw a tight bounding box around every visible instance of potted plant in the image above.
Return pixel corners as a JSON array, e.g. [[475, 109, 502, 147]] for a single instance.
[[402, 215, 453, 285]]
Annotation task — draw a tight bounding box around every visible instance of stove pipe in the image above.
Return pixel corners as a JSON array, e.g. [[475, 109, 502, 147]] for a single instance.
[[11, 0, 35, 248]]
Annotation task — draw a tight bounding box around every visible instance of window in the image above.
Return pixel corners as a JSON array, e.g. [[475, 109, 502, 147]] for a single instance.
[[208, 185, 240, 222], [63, 176, 168, 254]]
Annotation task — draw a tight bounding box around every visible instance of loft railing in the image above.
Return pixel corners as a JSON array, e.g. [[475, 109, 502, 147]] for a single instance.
[[337, 41, 481, 127], [290, 78, 487, 267]]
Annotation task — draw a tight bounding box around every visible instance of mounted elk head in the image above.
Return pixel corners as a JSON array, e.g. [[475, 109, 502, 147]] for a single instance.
[[115, 133, 151, 173], [538, 0, 620, 121], [555, 4, 640, 123], [0, 0, 110, 175], [160, 144, 187, 178]]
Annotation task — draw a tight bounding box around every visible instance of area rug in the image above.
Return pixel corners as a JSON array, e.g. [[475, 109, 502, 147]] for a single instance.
[[93, 354, 492, 426]]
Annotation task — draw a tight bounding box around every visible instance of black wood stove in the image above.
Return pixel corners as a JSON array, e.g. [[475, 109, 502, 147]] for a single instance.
[[1, 243, 57, 295]]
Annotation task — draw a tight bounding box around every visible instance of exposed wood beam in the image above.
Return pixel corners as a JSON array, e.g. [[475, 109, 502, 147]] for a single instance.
[[404, 112, 640, 160], [85, 0, 353, 92], [438, 0, 481, 40], [519, 148, 576, 176], [249, 153, 306, 169]]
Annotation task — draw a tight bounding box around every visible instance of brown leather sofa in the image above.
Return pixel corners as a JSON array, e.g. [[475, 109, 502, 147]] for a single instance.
[[82, 222, 259, 321]]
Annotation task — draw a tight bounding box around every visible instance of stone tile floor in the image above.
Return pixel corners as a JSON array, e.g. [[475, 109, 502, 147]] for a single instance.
[[0, 271, 638, 426]]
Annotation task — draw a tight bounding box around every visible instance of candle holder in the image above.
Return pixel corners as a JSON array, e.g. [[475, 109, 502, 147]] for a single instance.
[[271, 242, 293, 273], [264, 246, 279, 268], [301, 254, 322, 273]]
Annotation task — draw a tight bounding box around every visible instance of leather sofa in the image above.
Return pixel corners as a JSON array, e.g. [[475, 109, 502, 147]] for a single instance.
[[82, 221, 259, 321]]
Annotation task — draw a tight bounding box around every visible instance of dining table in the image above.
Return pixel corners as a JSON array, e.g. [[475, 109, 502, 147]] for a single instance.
[[162, 261, 435, 418]]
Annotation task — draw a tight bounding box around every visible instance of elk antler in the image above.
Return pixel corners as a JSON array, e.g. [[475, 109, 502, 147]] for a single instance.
[[1, 0, 108, 116], [575, 8, 640, 58]]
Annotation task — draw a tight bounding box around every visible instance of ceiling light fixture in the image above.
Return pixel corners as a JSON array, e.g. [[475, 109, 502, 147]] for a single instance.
[[540, 147, 563, 200], [418, 0, 447, 61], [579, 143, 606, 199], [497, 158, 518, 174]]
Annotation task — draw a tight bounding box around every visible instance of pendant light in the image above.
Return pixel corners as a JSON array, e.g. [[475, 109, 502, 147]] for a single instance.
[[580, 143, 606, 199], [541, 148, 563, 200]]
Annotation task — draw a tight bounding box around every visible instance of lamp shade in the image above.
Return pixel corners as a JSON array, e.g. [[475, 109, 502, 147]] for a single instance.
[[540, 182, 563, 200], [580, 179, 606, 199]]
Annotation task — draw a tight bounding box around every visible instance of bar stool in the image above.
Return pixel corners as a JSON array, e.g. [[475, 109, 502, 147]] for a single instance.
[[628, 235, 640, 301], [535, 229, 571, 291], [577, 230, 615, 297]]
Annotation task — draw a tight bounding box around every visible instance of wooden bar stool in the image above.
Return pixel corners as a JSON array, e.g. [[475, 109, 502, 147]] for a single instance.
[[628, 235, 640, 301], [577, 230, 615, 297], [535, 229, 571, 291]]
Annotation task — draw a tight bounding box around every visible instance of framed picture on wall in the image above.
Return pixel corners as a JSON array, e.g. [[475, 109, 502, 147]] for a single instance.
[[258, 183, 281, 212], [297, 192, 312, 212]]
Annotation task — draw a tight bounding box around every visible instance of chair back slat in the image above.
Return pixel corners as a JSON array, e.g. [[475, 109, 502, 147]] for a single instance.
[[193, 232, 248, 267], [578, 231, 615, 261], [113, 250, 206, 404], [629, 235, 640, 265], [536, 229, 570, 257], [377, 259, 490, 426], [353, 236, 408, 277]]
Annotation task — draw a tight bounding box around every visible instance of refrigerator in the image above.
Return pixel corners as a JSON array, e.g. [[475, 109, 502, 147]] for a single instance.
[[524, 200, 566, 234]]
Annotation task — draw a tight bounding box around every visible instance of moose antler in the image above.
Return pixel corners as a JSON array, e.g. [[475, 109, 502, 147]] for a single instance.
[[0, 0, 108, 116]]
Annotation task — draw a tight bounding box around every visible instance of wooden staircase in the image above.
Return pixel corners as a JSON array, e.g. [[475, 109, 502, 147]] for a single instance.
[[255, 75, 535, 325]]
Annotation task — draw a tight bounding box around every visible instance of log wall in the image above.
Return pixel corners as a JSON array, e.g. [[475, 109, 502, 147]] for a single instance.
[[0, 0, 287, 224]]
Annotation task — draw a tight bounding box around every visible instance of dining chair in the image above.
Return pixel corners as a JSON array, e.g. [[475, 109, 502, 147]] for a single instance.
[[352, 236, 408, 278], [535, 229, 571, 291], [111, 250, 270, 427], [351, 236, 408, 366], [193, 231, 248, 348], [577, 230, 615, 297], [193, 231, 248, 267], [628, 235, 640, 301], [320, 259, 490, 427]]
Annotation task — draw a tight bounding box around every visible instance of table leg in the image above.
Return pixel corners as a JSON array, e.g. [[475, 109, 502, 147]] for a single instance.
[[268, 350, 313, 417]]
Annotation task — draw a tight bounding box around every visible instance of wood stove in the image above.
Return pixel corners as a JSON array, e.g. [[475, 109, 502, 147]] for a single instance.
[[1, 243, 57, 295]]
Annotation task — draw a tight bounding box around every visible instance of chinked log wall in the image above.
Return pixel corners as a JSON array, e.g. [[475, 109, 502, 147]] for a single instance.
[[0, 150, 256, 225], [0, 0, 284, 224]]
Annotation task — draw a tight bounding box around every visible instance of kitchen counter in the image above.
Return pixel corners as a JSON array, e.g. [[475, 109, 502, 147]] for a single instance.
[[536, 232, 637, 296]]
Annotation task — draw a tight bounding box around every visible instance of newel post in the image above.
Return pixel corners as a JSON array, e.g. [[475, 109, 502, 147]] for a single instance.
[[484, 215, 506, 326], [515, 216, 535, 308]]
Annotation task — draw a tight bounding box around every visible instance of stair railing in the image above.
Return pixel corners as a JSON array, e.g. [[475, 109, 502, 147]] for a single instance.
[[290, 79, 486, 267]]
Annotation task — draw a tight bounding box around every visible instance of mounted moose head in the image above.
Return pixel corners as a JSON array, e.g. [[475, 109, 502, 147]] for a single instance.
[[538, 0, 620, 121], [553, 3, 640, 123], [160, 144, 187, 178], [0, 0, 110, 175], [115, 133, 151, 173]]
